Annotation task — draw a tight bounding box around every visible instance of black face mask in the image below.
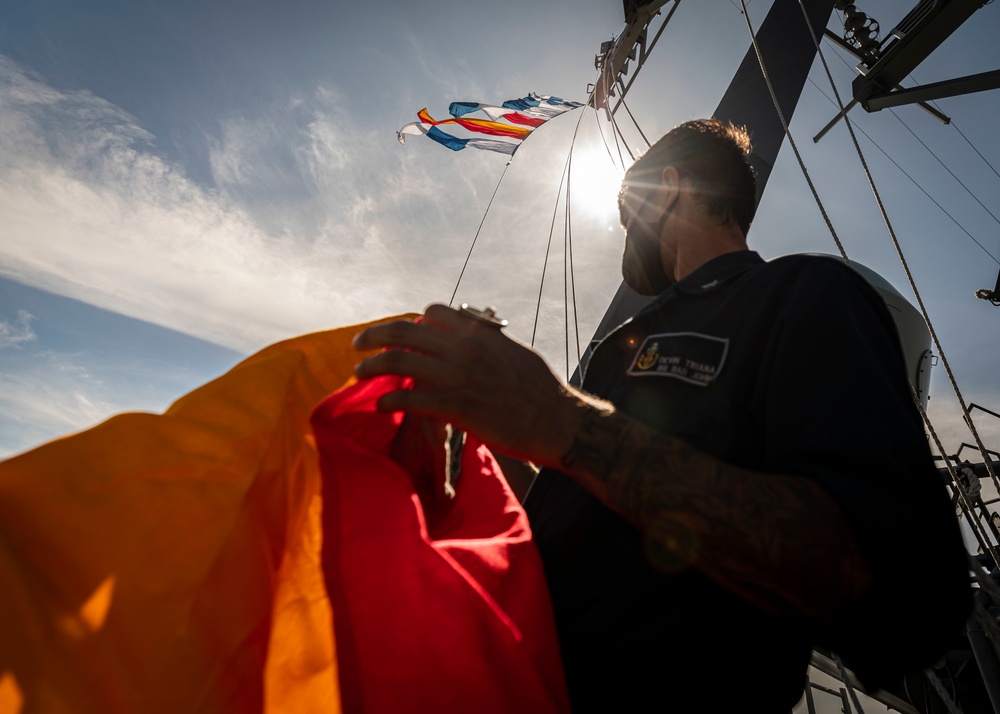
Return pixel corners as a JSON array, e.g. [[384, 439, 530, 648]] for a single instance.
[[621, 203, 673, 296]]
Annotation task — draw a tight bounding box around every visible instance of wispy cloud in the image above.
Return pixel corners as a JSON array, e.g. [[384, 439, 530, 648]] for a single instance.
[[0, 348, 122, 456], [0, 55, 478, 352], [0, 53, 624, 363], [0, 310, 36, 348]]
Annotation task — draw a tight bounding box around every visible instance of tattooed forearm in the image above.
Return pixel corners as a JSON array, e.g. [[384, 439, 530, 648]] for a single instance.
[[556, 402, 872, 618], [559, 406, 625, 481]]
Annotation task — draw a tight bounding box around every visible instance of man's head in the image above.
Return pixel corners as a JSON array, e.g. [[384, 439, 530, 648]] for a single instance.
[[618, 119, 756, 294]]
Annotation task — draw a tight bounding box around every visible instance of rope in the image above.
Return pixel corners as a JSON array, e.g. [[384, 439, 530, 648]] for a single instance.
[[809, 77, 1000, 266], [448, 159, 513, 306], [791, 0, 1000, 491], [737, 0, 852, 264], [820, 51, 1000, 266]]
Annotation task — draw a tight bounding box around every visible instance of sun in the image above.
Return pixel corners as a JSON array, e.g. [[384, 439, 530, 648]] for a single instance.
[[567, 146, 625, 223]]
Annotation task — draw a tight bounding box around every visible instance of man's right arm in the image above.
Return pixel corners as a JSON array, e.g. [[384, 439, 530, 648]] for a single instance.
[[352, 304, 871, 619]]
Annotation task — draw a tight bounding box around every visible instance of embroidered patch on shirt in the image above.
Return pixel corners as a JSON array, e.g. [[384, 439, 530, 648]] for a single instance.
[[627, 332, 729, 386]]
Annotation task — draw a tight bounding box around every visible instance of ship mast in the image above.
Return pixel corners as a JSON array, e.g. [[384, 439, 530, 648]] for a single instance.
[[581, 0, 837, 377]]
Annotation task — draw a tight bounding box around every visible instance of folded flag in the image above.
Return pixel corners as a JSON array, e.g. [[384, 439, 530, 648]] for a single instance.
[[397, 93, 583, 155], [0, 315, 568, 714], [313, 374, 570, 714]]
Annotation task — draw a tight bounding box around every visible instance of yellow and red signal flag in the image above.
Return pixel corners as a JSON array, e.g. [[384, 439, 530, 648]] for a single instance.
[[0, 316, 568, 714]]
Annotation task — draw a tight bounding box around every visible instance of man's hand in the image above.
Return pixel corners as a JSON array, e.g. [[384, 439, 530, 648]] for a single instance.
[[353, 304, 871, 618], [352, 304, 593, 467]]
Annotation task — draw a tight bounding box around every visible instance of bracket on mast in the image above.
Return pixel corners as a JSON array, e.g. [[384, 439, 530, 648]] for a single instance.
[[590, 0, 680, 119], [815, 0, 996, 141]]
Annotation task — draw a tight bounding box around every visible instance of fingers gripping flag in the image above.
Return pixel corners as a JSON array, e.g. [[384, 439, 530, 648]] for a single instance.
[[0, 317, 569, 714]]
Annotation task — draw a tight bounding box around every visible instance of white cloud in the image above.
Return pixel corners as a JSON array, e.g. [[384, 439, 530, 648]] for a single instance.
[[0, 56, 476, 353], [0, 349, 122, 456], [0, 53, 626, 364], [0, 310, 36, 348]]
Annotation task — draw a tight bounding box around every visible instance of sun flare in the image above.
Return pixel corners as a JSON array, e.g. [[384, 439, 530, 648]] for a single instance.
[[568, 146, 626, 222]]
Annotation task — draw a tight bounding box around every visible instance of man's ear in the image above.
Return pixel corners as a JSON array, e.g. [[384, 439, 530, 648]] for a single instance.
[[660, 166, 681, 211]]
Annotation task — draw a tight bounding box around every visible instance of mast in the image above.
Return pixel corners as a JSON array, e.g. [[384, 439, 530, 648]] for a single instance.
[[577, 0, 836, 381]]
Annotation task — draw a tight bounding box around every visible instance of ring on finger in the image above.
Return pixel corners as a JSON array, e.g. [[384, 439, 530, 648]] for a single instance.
[[459, 304, 508, 330]]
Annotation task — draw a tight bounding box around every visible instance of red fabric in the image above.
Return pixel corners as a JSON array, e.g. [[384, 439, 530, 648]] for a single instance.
[[312, 375, 569, 714]]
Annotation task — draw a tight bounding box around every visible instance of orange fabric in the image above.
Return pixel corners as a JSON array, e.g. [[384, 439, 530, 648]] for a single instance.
[[0, 317, 410, 714]]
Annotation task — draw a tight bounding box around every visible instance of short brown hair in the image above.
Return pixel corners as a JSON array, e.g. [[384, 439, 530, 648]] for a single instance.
[[622, 119, 756, 235]]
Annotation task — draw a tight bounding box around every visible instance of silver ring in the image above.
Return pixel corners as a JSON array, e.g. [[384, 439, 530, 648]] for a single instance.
[[459, 304, 508, 329]]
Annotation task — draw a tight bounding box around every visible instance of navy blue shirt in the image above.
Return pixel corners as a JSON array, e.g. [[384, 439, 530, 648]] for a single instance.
[[526, 251, 968, 711]]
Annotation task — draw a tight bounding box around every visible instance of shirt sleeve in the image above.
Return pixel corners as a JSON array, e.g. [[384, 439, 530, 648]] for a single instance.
[[753, 260, 969, 686]]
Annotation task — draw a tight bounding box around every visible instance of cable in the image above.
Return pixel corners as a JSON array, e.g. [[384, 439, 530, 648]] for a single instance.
[[737, 0, 851, 263], [792, 0, 1000, 490], [949, 119, 1000, 183], [564, 146, 572, 377], [807, 78, 1000, 267], [448, 159, 513, 306], [564, 143, 582, 378], [618, 95, 652, 150], [594, 109, 626, 173], [610, 109, 637, 163], [888, 107, 1000, 231], [823, 50, 1000, 266], [531, 153, 571, 348]]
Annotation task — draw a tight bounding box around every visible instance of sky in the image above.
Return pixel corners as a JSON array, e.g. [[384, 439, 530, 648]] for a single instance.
[[1, 0, 999, 473]]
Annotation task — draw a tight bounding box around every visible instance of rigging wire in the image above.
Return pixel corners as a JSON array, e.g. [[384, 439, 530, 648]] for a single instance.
[[807, 78, 1000, 267], [736, 0, 852, 264], [594, 110, 626, 172], [610, 111, 638, 163], [564, 142, 582, 377], [608, 104, 629, 167], [448, 158, 514, 306], [617, 96, 652, 150], [826, 46, 1000, 184], [531, 151, 572, 348], [788, 0, 1000, 494], [947, 118, 1000, 183], [824, 49, 1000, 264], [559, 106, 590, 376], [887, 108, 1000, 232]]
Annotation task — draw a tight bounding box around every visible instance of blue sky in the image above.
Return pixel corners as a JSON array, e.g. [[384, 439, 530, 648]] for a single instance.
[[1, 0, 999, 461]]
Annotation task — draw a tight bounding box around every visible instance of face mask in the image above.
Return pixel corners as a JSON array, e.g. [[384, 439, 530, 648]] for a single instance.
[[621, 203, 673, 296]]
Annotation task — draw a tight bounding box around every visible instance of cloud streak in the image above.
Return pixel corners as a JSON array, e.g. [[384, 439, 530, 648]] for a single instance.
[[0, 56, 492, 352], [0, 310, 36, 348], [0, 53, 623, 365]]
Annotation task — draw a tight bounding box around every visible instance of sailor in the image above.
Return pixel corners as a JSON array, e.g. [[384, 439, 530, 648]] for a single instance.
[[353, 119, 969, 711]]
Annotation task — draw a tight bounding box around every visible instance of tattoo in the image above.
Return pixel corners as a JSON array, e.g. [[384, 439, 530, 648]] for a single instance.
[[556, 405, 871, 617], [559, 408, 626, 481]]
